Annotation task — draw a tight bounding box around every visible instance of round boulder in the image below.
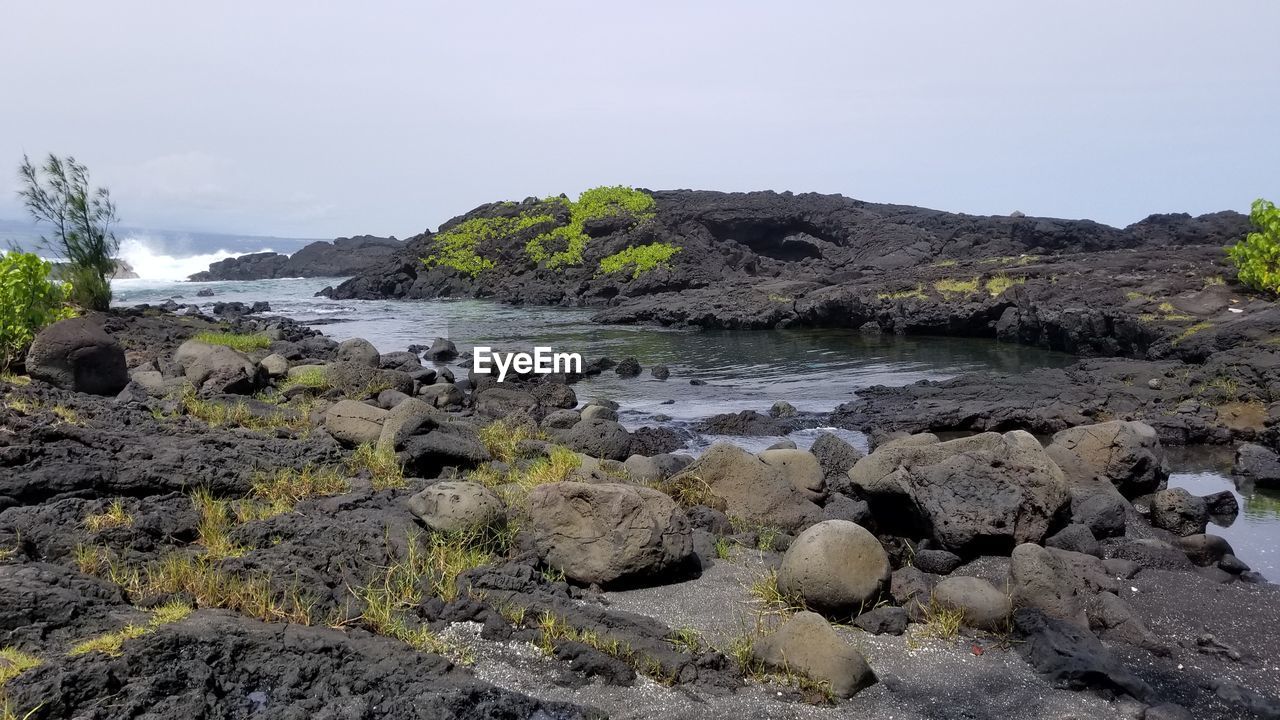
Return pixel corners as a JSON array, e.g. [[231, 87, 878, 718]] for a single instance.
[[323, 399, 388, 446], [932, 576, 1011, 631], [25, 317, 128, 395], [1149, 488, 1209, 537], [173, 339, 260, 395], [406, 481, 504, 533], [777, 520, 890, 615], [524, 482, 693, 584], [753, 611, 877, 698], [336, 337, 380, 367], [759, 449, 824, 502], [555, 418, 633, 461]]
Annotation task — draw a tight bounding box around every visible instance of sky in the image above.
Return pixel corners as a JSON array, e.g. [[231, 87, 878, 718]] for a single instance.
[[1, 2, 1277, 240]]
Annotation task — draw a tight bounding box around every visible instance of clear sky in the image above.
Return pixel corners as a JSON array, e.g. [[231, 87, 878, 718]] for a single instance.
[[1, 2, 1277, 239]]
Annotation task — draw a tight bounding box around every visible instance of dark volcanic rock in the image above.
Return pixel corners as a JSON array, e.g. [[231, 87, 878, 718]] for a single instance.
[[188, 235, 403, 281], [25, 317, 128, 395]]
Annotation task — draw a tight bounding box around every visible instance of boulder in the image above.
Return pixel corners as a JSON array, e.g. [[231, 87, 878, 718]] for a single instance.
[[419, 382, 465, 408], [474, 386, 540, 419], [1202, 490, 1239, 521], [615, 357, 641, 377], [406, 481, 504, 533], [753, 611, 877, 698], [377, 389, 411, 410], [890, 567, 938, 609], [1045, 421, 1167, 498], [1233, 443, 1280, 487], [556, 418, 633, 461], [425, 337, 457, 361], [1149, 488, 1209, 537], [1109, 538, 1193, 571], [1045, 524, 1102, 558], [259, 353, 290, 377], [1009, 544, 1119, 627], [912, 549, 962, 575], [378, 397, 438, 451], [542, 409, 581, 430], [326, 361, 414, 398], [524, 482, 693, 584], [1176, 534, 1233, 567], [580, 405, 618, 422], [379, 350, 423, 372], [336, 338, 380, 367], [758, 449, 824, 502], [24, 317, 128, 395], [667, 443, 821, 532], [932, 576, 1011, 631], [809, 432, 864, 492], [531, 382, 577, 410], [777, 520, 890, 615], [324, 400, 388, 445], [651, 365, 670, 380], [853, 606, 908, 635], [173, 339, 259, 395], [848, 430, 1069, 554], [1070, 489, 1129, 539], [1086, 592, 1169, 656], [769, 400, 797, 419], [400, 424, 491, 476]]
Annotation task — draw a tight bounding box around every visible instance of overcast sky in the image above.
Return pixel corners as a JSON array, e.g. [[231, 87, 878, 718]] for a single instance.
[[2, 2, 1277, 240]]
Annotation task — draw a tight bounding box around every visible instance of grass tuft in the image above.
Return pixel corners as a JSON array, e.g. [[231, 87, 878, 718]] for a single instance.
[[933, 277, 980, 299], [180, 385, 305, 431], [876, 284, 926, 301], [652, 473, 718, 508], [0, 647, 41, 686], [68, 600, 194, 658], [348, 443, 405, 490], [193, 331, 271, 352], [748, 569, 803, 615], [281, 366, 331, 392], [247, 465, 349, 518], [985, 274, 1025, 297], [1172, 321, 1213, 346], [470, 445, 580, 503], [50, 405, 80, 424], [84, 499, 134, 533], [478, 419, 545, 464]]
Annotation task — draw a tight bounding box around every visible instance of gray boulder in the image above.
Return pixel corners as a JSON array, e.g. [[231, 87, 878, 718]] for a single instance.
[[326, 361, 413, 398], [1071, 489, 1129, 539], [1009, 543, 1119, 628], [336, 337, 380, 367], [848, 430, 1069, 554], [400, 423, 491, 475], [378, 397, 439, 451], [419, 382, 465, 408], [173, 339, 259, 395], [425, 337, 457, 361], [474, 386, 540, 419], [580, 404, 618, 422], [1045, 421, 1167, 498], [777, 520, 890, 615], [1045, 524, 1102, 558], [556, 418, 633, 461], [932, 576, 1011, 631], [1233, 442, 1280, 487], [524, 482, 693, 584], [1149, 488, 1209, 537], [259, 353, 290, 377], [406, 481, 504, 533], [25, 317, 129, 395], [324, 400, 388, 445], [753, 611, 877, 698], [809, 432, 864, 492], [667, 443, 821, 532], [542, 409, 581, 430], [759, 449, 824, 503], [531, 382, 577, 410]]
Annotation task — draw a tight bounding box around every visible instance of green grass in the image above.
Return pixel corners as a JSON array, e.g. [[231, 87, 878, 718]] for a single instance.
[[526, 186, 656, 269], [179, 385, 307, 431], [281, 366, 331, 392], [597, 242, 682, 279], [84, 499, 133, 532], [470, 445, 581, 503], [1172, 321, 1213, 346], [478, 419, 545, 463], [348, 443, 405, 490], [0, 373, 30, 387], [876, 284, 926, 301], [933, 277, 979, 299], [0, 648, 40, 686], [193, 331, 271, 352], [68, 600, 193, 657], [651, 473, 718, 508], [985, 274, 1025, 297], [748, 570, 803, 615], [247, 465, 350, 518]]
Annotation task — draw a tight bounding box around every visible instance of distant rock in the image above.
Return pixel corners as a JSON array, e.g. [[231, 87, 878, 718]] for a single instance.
[[188, 235, 403, 281]]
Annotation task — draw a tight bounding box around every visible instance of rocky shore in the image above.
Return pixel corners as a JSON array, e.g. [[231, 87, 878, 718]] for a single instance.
[[2, 307, 1278, 719], [187, 235, 404, 281]]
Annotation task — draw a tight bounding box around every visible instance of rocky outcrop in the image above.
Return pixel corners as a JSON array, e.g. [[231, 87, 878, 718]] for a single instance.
[[187, 235, 403, 281]]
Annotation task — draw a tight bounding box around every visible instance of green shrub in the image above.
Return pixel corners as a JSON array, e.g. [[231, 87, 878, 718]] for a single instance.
[[1227, 199, 1280, 293], [0, 252, 76, 370], [423, 214, 556, 278], [193, 331, 271, 352], [598, 242, 682, 279], [526, 186, 656, 269]]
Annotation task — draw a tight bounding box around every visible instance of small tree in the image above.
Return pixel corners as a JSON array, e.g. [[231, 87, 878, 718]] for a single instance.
[[0, 251, 76, 371], [1227, 198, 1280, 294], [17, 153, 120, 310]]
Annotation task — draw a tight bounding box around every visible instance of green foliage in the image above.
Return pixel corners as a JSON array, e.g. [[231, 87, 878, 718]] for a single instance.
[[193, 331, 271, 352], [1227, 199, 1280, 293], [18, 154, 119, 310], [598, 242, 682, 279], [0, 252, 76, 370], [424, 214, 556, 278], [525, 186, 656, 269]]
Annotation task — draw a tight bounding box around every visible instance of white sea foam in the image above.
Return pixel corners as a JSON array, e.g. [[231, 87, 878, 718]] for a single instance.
[[115, 235, 274, 281]]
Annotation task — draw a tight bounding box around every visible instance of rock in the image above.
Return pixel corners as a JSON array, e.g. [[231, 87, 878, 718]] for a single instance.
[[419, 382, 465, 408], [694, 410, 784, 436], [1045, 421, 1168, 498], [196, 287, 215, 296], [1009, 543, 1091, 626], [769, 400, 797, 419], [1071, 489, 1129, 539], [1045, 524, 1102, 558], [325, 361, 414, 399], [406, 481, 504, 533], [651, 365, 670, 380], [809, 432, 864, 490], [912, 549, 962, 575], [580, 405, 618, 422], [555, 418, 633, 462], [777, 520, 890, 615], [378, 397, 438, 450], [25, 318, 129, 395], [259, 353, 289, 377], [542, 409, 581, 430], [587, 398, 620, 411], [531, 382, 577, 410], [523, 482, 693, 585], [758, 449, 824, 502], [666, 443, 821, 532], [1087, 592, 1169, 655], [377, 389, 411, 410], [890, 567, 938, 608], [753, 611, 877, 698], [1102, 558, 1141, 579], [400, 424, 491, 475], [853, 606, 908, 635], [1110, 538, 1194, 571], [1176, 534, 1233, 566], [474, 387, 540, 419], [1219, 554, 1250, 574], [1233, 442, 1280, 487], [189, 236, 403, 280], [848, 430, 1069, 554], [932, 576, 1011, 631], [1144, 704, 1193, 720], [336, 338, 380, 367], [379, 351, 423, 372], [1149, 488, 1209, 537], [128, 368, 169, 397], [324, 400, 388, 446], [820, 494, 871, 526], [1202, 490, 1239, 521], [425, 338, 457, 361], [1013, 608, 1153, 702], [173, 339, 259, 395], [765, 440, 797, 450], [614, 357, 642, 377]]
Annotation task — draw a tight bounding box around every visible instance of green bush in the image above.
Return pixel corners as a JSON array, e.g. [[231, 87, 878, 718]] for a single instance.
[[598, 242, 682, 279], [1227, 199, 1280, 293], [423, 214, 556, 278], [0, 252, 77, 370], [525, 186, 656, 269]]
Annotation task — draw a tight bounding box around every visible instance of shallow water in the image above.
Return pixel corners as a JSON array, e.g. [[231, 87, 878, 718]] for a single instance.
[[113, 277, 1280, 580]]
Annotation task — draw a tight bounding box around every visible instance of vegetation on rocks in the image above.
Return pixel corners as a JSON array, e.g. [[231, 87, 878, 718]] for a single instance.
[[0, 252, 76, 371], [69, 601, 192, 657], [192, 330, 272, 352], [1227, 198, 1280, 293], [598, 242, 682, 279]]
